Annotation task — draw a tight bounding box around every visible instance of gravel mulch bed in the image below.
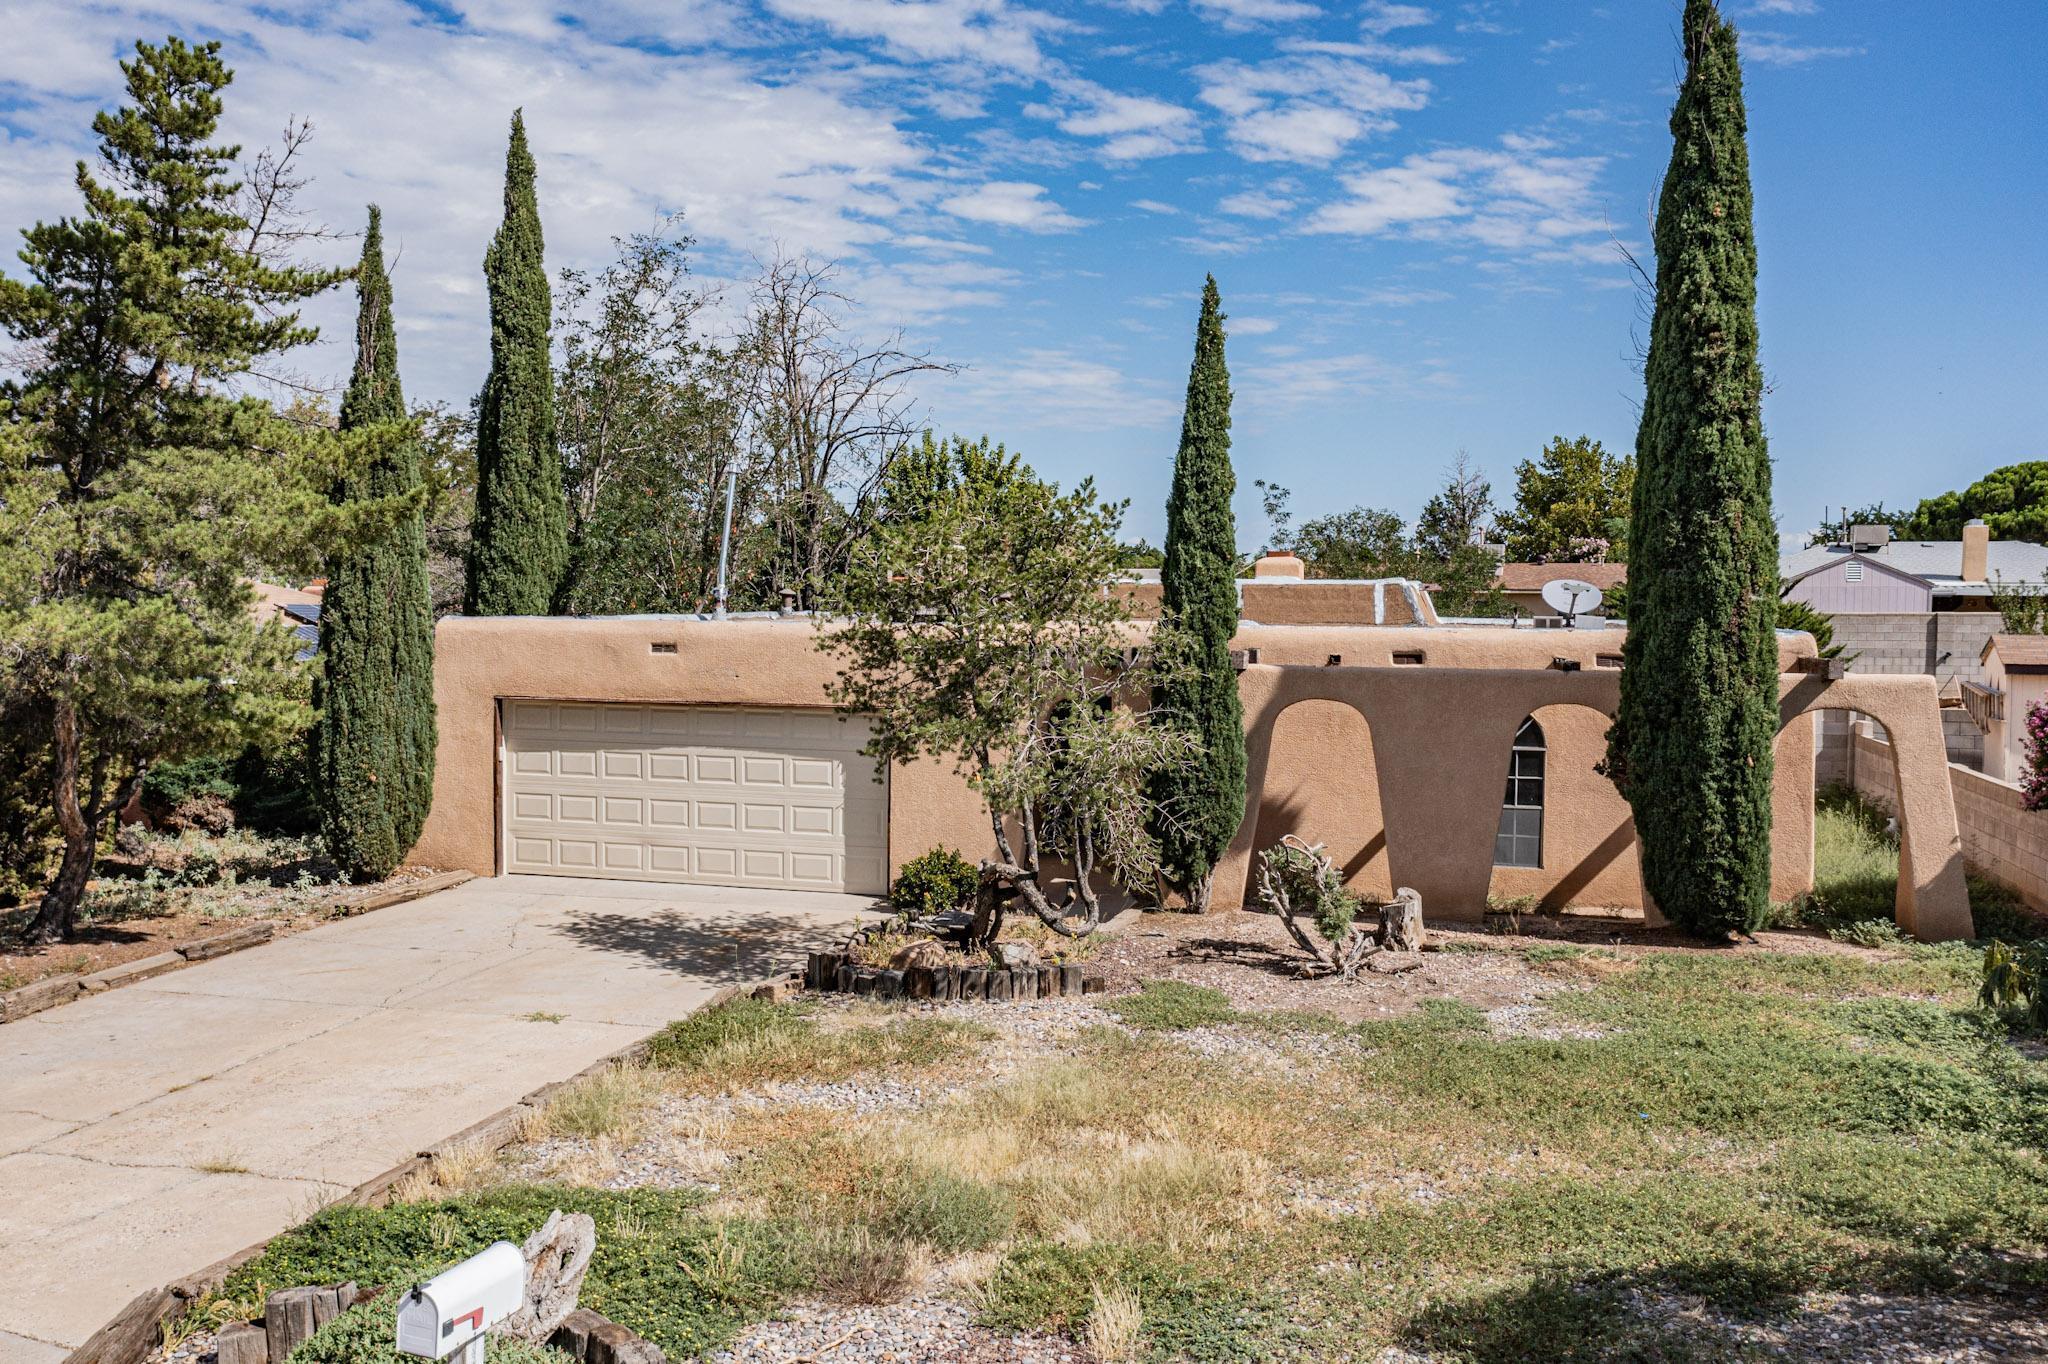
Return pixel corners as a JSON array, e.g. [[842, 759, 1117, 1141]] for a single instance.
[[704, 1295, 1085, 1364]]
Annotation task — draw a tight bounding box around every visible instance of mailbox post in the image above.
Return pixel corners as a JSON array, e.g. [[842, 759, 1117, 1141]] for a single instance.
[[395, 1242, 526, 1364]]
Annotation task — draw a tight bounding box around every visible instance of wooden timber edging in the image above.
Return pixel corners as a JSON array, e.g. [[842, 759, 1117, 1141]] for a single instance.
[[0, 871, 476, 1028], [803, 951, 1105, 1001], [65, 967, 801, 1364]]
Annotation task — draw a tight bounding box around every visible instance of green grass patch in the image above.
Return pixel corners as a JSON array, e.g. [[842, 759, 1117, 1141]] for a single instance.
[[217, 1185, 799, 1358], [979, 1242, 1297, 1362], [646, 997, 995, 1090], [290, 1295, 573, 1364], [1096, 979, 1238, 1030]]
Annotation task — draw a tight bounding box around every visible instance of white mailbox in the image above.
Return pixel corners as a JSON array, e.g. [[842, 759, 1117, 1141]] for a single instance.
[[395, 1241, 526, 1364]]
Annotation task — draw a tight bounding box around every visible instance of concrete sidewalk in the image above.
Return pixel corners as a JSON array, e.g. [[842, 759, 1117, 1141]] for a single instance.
[[0, 876, 871, 1363]]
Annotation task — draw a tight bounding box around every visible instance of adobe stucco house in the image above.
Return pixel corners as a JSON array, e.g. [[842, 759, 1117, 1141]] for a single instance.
[[410, 554, 1972, 938]]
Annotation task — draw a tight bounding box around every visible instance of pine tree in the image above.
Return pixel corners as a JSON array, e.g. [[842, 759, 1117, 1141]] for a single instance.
[[465, 111, 567, 615], [1609, 0, 1778, 939], [1151, 275, 1246, 900], [0, 39, 401, 941], [316, 207, 438, 882]]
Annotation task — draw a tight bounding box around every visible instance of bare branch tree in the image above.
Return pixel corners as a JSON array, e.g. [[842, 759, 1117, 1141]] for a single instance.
[[736, 254, 959, 607]]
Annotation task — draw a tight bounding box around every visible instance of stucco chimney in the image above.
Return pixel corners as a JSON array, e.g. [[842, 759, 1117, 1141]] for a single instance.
[[1252, 548, 1305, 579], [1962, 519, 1989, 584]]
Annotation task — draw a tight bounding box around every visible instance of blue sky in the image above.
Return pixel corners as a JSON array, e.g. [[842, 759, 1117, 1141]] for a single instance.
[[2, 0, 2041, 548]]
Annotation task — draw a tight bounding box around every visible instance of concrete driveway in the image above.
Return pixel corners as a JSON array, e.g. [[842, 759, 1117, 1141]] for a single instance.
[[0, 876, 872, 1363]]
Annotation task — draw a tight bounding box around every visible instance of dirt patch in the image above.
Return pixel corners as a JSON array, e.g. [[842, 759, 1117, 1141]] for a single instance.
[[1086, 907, 1909, 1022], [0, 864, 443, 992]]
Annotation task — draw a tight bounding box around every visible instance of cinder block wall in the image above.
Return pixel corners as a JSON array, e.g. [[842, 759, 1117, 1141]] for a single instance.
[[1851, 726, 2045, 910], [1823, 612, 1998, 771]]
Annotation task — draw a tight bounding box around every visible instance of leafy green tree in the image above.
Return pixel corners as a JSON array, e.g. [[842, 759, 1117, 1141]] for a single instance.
[[820, 440, 1195, 941], [1905, 462, 2048, 542], [553, 230, 746, 614], [1427, 544, 1511, 618], [0, 39, 398, 941], [465, 111, 568, 616], [1495, 435, 1634, 562], [1775, 599, 1848, 663], [1609, 0, 1778, 940], [1295, 506, 1414, 579], [315, 208, 438, 882], [1150, 276, 1246, 902]]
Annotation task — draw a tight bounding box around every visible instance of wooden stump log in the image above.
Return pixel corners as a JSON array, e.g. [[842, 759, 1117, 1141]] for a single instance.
[[506, 1210, 596, 1341], [1379, 888, 1425, 952], [1059, 965, 1083, 997]]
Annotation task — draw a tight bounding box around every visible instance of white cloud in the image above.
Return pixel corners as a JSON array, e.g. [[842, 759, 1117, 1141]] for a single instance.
[[1044, 82, 1203, 160], [1218, 189, 1297, 219], [1130, 198, 1180, 214], [1303, 142, 1610, 261], [1231, 315, 1280, 335], [1190, 0, 1321, 32], [1196, 52, 1431, 162], [1238, 349, 1456, 409], [939, 179, 1088, 230], [949, 346, 1180, 428], [762, 0, 1067, 76], [1745, 0, 1820, 14], [0, 0, 962, 405], [1743, 32, 1865, 65], [1360, 3, 1433, 36]]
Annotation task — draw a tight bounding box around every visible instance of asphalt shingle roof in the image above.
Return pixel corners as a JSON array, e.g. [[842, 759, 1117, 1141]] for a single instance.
[[1779, 539, 2048, 595]]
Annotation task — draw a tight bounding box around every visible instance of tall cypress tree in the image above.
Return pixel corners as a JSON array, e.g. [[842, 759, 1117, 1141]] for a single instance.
[[1151, 275, 1246, 902], [317, 207, 438, 881], [1609, 0, 1778, 939], [465, 110, 567, 615]]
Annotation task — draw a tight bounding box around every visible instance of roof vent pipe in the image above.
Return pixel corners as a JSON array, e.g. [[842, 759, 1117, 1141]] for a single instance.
[[712, 469, 738, 619]]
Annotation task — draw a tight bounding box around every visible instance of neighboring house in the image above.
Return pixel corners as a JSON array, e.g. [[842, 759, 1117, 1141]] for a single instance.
[[1781, 521, 2026, 773], [1117, 553, 1439, 627], [1493, 562, 1627, 622], [411, 557, 1832, 922], [249, 580, 324, 660], [1976, 635, 2048, 784]]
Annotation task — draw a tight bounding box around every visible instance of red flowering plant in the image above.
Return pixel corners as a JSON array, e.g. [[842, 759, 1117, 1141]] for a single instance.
[[2022, 700, 2048, 812]]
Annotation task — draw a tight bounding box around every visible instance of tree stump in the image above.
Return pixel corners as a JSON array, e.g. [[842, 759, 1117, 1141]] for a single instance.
[[215, 1321, 265, 1364], [1379, 888, 1425, 952], [505, 1210, 597, 1341]]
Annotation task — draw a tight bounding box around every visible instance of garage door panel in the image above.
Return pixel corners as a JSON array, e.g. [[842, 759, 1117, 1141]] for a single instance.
[[505, 704, 887, 894]]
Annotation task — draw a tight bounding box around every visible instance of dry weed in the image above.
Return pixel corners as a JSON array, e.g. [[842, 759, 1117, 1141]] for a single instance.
[[1086, 1283, 1144, 1363]]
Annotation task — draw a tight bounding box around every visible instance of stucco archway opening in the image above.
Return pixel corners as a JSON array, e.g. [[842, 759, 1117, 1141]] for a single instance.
[[1251, 698, 1390, 901]]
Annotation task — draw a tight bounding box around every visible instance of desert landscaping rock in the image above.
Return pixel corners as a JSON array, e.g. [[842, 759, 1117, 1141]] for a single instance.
[[703, 1295, 1085, 1364]]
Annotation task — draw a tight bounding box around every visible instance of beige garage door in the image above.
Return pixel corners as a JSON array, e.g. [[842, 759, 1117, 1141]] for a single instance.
[[501, 702, 888, 894]]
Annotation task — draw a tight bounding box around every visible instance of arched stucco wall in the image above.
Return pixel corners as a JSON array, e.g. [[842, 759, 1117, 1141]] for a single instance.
[[1486, 702, 1644, 911], [1253, 699, 1390, 900]]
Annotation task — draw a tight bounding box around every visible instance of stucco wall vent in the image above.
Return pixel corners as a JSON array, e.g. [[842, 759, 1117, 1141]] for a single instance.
[[650, 641, 678, 654], [1597, 654, 1624, 669], [1391, 650, 1424, 665]]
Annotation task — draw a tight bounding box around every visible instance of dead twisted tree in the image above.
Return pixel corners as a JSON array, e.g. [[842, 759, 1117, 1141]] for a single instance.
[[1256, 835, 1424, 980]]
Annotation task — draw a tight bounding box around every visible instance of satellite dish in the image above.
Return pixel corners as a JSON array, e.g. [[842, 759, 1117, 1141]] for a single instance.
[[1539, 578, 1604, 625]]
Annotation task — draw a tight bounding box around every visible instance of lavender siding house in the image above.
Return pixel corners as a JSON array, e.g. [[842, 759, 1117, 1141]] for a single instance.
[[1780, 520, 2048, 774]]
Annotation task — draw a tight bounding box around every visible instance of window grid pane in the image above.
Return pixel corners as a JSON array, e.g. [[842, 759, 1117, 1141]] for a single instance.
[[1495, 720, 1545, 868]]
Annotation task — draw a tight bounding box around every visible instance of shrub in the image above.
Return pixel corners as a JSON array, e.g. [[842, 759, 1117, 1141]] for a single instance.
[[1981, 939, 2048, 1032], [142, 758, 237, 821], [889, 846, 979, 916], [140, 735, 319, 836]]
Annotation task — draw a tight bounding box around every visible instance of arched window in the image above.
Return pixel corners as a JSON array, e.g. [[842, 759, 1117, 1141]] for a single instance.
[[1495, 716, 1544, 868]]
